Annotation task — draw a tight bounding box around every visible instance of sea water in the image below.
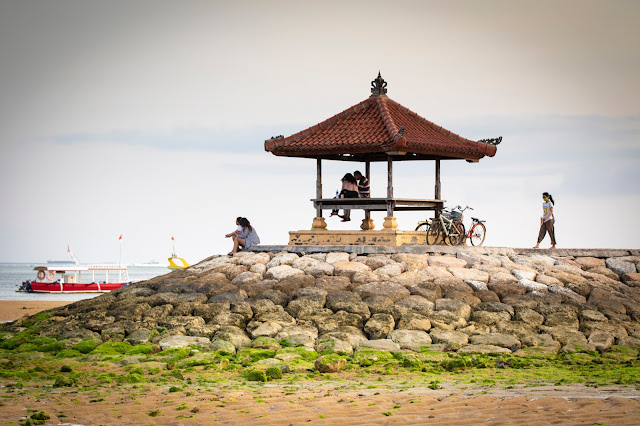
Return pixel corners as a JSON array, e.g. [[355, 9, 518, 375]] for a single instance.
[[0, 263, 170, 301]]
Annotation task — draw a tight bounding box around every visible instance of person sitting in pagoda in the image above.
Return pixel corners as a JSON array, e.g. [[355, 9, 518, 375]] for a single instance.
[[330, 173, 359, 222], [354, 170, 370, 198]]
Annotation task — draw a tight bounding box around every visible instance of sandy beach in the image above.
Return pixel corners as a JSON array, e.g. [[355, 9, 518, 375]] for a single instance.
[[0, 300, 72, 322]]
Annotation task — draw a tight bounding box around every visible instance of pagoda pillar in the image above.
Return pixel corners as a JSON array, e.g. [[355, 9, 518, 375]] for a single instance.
[[435, 158, 441, 217], [360, 161, 375, 230], [312, 158, 327, 230], [383, 156, 398, 230]]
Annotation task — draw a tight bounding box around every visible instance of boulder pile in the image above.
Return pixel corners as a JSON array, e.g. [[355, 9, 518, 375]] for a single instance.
[[11, 250, 640, 358]]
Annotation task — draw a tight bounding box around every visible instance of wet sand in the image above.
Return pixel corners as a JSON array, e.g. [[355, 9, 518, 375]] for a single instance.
[[0, 300, 72, 322], [1, 381, 639, 425]]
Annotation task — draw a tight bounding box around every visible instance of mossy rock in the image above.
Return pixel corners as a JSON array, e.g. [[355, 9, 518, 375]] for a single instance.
[[236, 348, 277, 365], [251, 336, 281, 350], [72, 338, 102, 354], [117, 373, 147, 384], [276, 347, 318, 361], [353, 349, 394, 367], [53, 375, 75, 387], [265, 366, 283, 380], [91, 341, 132, 355], [314, 354, 347, 373], [244, 369, 268, 382]]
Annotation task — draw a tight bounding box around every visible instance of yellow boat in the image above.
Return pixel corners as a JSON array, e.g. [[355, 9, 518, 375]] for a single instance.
[[168, 253, 190, 270]]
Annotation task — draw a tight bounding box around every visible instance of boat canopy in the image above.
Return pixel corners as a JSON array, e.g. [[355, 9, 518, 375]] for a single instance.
[[33, 264, 127, 272]]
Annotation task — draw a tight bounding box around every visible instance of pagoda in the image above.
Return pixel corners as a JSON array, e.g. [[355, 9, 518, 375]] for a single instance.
[[265, 73, 498, 246]]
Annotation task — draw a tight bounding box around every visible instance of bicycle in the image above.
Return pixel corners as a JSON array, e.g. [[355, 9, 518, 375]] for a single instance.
[[451, 205, 487, 246], [415, 207, 464, 246]]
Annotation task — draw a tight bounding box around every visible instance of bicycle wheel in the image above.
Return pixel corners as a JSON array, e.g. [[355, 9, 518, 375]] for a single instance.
[[446, 223, 464, 246], [469, 222, 486, 246], [415, 222, 430, 232], [458, 223, 466, 245], [427, 221, 440, 245]]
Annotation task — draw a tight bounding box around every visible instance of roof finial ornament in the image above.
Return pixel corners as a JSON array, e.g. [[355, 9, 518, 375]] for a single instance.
[[371, 71, 387, 96]]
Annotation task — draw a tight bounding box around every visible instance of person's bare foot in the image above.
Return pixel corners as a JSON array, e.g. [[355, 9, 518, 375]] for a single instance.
[[550, 245, 556, 249], [532, 244, 539, 249]]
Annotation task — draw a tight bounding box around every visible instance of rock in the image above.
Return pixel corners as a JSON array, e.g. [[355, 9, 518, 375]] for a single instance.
[[489, 271, 519, 285], [588, 330, 615, 352], [396, 312, 431, 332], [305, 262, 335, 277], [587, 267, 620, 281], [325, 291, 371, 319], [456, 252, 502, 268], [471, 310, 511, 326], [285, 297, 325, 319], [391, 272, 432, 287], [474, 290, 500, 302], [448, 267, 489, 283], [469, 333, 520, 349], [266, 253, 299, 268], [292, 256, 319, 270], [514, 308, 544, 326], [332, 261, 372, 279], [457, 344, 512, 354], [210, 339, 236, 354], [363, 314, 395, 339], [241, 280, 276, 298], [374, 263, 404, 278], [429, 330, 469, 349], [209, 312, 245, 328], [407, 282, 442, 301], [275, 326, 318, 348], [395, 295, 434, 315], [315, 276, 352, 294], [548, 285, 587, 305], [388, 329, 432, 351], [158, 335, 212, 351], [325, 252, 350, 264], [465, 280, 488, 291], [606, 258, 636, 276], [351, 270, 382, 284], [435, 298, 471, 321], [512, 269, 537, 281], [428, 256, 467, 268], [353, 281, 410, 302], [315, 337, 354, 355], [321, 326, 368, 348], [231, 272, 263, 287], [315, 354, 347, 372], [427, 310, 467, 330], [446, 291, 481, 306], [265, 265, 305, 280], [622, 273, 640, 286], [617, 336, 640, 349], [213, 326, 251, 349], [251, 290, 288, 308], [434, 278, 473, 294], [535, 274, 562, 286], [487, 281, 526, 299], [391, 254, 430, 272], [248, 322, 283, 339], [273, 274, 314, 296], [519, 279, 548, 293], [250, 264, 267, 277], [421, 266, 454, 279], [209, 290, 248, 304], [126, 328, 152, 345], [356, 255, 395, 270], [540, 326, 588, 346], [575, 257, 606, 270], [580, 310, 607, 322], [357, 339, 401, 352]]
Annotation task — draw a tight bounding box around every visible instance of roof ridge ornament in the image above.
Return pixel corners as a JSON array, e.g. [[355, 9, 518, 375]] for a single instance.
[[371, 71, 387, 96]]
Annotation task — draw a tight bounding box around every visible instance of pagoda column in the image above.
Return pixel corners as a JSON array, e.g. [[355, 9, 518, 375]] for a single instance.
[[383, 155, 398, 230], [312, 158, 327, 230], [360, 161, 375, 230], [435, 158, 441, 217]]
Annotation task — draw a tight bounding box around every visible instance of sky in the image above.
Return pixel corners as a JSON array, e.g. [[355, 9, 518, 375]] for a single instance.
[[0, 0, 638, 264]]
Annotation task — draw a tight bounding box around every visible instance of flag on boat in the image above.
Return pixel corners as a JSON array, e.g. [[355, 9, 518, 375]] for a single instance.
[[171, 236, 175, 241], [119, 234, 123, 241]]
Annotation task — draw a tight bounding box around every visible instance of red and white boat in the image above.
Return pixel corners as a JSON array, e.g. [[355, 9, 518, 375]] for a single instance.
[[18, 264, 130, 293]]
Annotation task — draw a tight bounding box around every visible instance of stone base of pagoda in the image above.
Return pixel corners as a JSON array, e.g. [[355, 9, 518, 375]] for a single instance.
[[288, 229, 429, 246]]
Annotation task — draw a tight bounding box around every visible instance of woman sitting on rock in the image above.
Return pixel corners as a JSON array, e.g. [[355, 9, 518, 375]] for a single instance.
[[229, 217, 260, 255]]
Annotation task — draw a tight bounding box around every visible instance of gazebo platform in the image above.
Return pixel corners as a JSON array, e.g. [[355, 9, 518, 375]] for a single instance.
[[288, 229, 428, 246]]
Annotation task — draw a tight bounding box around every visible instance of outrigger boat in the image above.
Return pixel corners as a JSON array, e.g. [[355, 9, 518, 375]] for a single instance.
[[167, 236, 190, 271], [18, 245, 131, 293], [18, 264, 130, 293]]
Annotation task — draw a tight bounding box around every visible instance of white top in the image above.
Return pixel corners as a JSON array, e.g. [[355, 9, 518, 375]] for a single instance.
[[542, 201, 553, 222], [236, 225, 243, 232]]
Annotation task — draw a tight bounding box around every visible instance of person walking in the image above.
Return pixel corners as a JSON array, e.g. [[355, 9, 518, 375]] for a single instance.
[[533, 192, 556, 249]]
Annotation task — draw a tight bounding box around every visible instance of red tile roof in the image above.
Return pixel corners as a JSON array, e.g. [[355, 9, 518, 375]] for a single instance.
[[265, 76, 497, 162]]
